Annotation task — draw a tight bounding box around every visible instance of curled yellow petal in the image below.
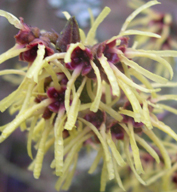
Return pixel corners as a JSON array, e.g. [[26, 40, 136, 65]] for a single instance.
[[85, 7, 111, 45], [107, 131, 126, 167], [112, 64, 160, 93], [27, 116, 38, 159], [126, 49, 173, 79], [142, 101, 152, 129], [0, 10, 23, 29], [118, 79, 142, 122], [62, 11, 71, 20], [128, 122, 144, 174], [54, 109, 66, 176], [79, 118, 114, 180], [88, 147, 103, 174], [124, 134, 146, 185], [90, 61, 102, 112], [151, 114, 177, 141], [98, 55, 120, 96], [0, 99, 52, 143], [100, 159, 107, 192], [120, 30, 161, 38], [118, 51, 168, 84], [121, 0, 160, 32], [33, 120, 51, 179], [26, 44, 46, 83], [64, 77, 86, 130], [0, 44, 27, 65], [64, 43, 85, 63], [143, 127, 171, 169], [135, 134, 160, 163]]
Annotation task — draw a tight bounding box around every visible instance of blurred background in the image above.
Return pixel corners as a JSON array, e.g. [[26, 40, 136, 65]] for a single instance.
[[0, 0, 177, 191]]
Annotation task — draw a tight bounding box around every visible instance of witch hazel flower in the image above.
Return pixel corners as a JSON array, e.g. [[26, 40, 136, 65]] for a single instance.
[[1, 0, 177, 191], [128, 0, 177, 78], [129, 0, 173, 50], [112, 141, 177, 192]]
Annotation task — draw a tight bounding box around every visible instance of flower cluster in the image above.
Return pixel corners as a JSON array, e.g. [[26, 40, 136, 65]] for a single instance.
[[1, 1, 177, 191], [129, 0, 177, 78], [112, 140, 177, 192]]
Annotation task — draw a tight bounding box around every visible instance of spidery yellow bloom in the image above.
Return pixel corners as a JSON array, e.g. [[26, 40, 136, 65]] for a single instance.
[[0, 1, 177, 191], [128, 0, 177, 78]]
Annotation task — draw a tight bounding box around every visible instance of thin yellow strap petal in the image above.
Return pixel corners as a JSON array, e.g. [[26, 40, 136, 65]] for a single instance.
[[52, 59, 71, 82], [0, 77, 29, 112], [112, 64, 159, 93], [54, 109, 66, 176], [18, 80, 36, 115], [64, 77, 86, 130], [135, 134, 160, 163], [64, 65, 82, 112], [88, 8, 94, 27], [44, 64, 61, 91], [124, 133, 146, 185], [118, 79, 142, 122], [64, 96, 80, 130], [100, 102, 123, 121], [142, 101, 152, 129], [107, 131, 126, 167], [151, 82, 177, 88], [79, 118, 114, 180], [112, 156, 125, 191], [146, 169, 167, 185], [62, 11, 71, 20], [0, 10, 23, 29], [105, 83, 112, 104], [98, 55, 120, 96], [120, 0, 160, 32], [26, 44, 46, 83], [86, 79, 122, 121], [62, 154, 78, 190], [45, 53, 65, 62], [147, 50, 177, 57], [143, 127, 171, 169], [128, 122, 144, 174], [0, 99, 52, 143], [129, 68, 158, 98], [118, 51, 168, 84], [64, 127, 91, 155], [162, 162, 177, 191], [90, 61, 102, 112], [27, 116, 38, 159], [32, 119, 45, 139], [120, 30, 161, 38], [153, 94, 177, 102], [33, 120, 51, 179], [151, 114, 177, 141], [85, 7, 111, 45], [0, 69, 26, 76], [126, 49, 173, 80], [79, 29, 86, 43], [100, 158, 107, 192], [88, 147, 103, 174], [158, 104, 177, 115], [0, 44, 27, 65], [55, 134, 91, 190]]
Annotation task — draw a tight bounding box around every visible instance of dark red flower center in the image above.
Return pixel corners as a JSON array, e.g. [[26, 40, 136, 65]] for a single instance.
[[19, 39, 54, 63], [65, 47, 93, 76], [110, 122, 124, 140], [47, 86, 66, 112], [84, 110, 106, 129]]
